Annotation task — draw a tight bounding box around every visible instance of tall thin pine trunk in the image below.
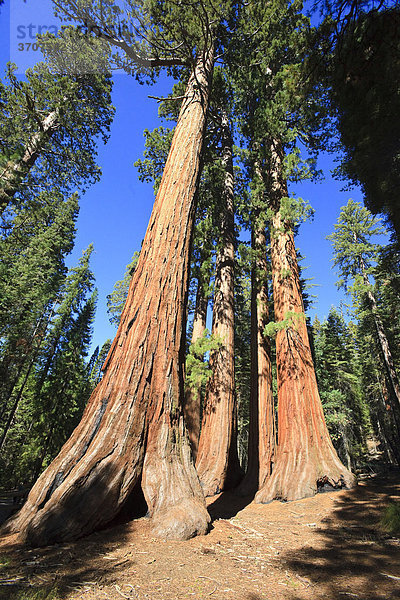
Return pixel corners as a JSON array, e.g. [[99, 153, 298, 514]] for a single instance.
[[0, 108, 59, 214], [255, 141, 355, 503], [196, 112, 242, 496], [3, 49, 214, 546]]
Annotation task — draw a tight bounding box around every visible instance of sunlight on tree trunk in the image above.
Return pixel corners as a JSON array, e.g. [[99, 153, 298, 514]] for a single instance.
[[256, 141, 356, 503], [196, 112, 242, 496], [2, 49, 214, 546]]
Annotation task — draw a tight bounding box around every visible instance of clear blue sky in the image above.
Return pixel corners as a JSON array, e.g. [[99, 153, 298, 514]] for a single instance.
[[1, 0, 369, 354]]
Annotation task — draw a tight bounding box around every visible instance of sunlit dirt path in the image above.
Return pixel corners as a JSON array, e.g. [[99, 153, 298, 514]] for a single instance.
[[1, 470, 399, 600]]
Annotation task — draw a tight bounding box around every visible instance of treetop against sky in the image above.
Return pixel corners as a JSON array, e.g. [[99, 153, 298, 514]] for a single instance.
[[0, 0, 373, 353]]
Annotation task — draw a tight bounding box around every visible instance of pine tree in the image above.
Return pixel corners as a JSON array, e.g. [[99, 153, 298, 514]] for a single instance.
[[328, 199, 400, 457], [313, 308, 371, 469], [0, 247, 97, 488], [107, 252, 140, 327], [0, 194, 79, 451], [315, 3, 400, 242], [0, 28, 114, 215]]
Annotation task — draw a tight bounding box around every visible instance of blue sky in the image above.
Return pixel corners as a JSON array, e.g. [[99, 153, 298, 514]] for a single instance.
[[1, 0, 370, 354]]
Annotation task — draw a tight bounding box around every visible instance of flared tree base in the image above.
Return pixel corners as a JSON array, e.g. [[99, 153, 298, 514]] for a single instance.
[[255, 451, 356, 504]]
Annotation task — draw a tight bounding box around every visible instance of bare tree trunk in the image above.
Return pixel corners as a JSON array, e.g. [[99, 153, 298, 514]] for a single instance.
[[367, 287, 400, 420], [255, 141, 356, 503], [196, 112, 242, 496], [237, 224, 275, 495], [0, 108, 59, 214], [2, 49, 214, 546], [184, 273, 209, 460]]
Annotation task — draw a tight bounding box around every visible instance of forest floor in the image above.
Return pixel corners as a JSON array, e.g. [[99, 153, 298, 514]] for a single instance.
[[0, 470, 399, 600]]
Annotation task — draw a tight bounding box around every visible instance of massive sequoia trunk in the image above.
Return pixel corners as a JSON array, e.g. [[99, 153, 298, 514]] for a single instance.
[[184, 271, 209, 460], [255, 141, 356, 503], [237, 223, 275, 496], [195, 112, 242, 496], [2, 50, 214, 546], [0, 108, 59, 215]]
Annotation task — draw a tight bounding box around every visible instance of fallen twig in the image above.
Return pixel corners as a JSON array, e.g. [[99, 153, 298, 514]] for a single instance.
[[114, 583, 131, 599], [380, 572, 400, 581]]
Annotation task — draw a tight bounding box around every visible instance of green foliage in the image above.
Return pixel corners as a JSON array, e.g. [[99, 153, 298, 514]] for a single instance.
[[0, 246, 97, 488], [234, 243, 252, 466], [0, 32, 114, 213], [327, 8, 400, 241], [381, 502, 400, 535], [328, 199, 386, 292], [52, 0, 234, 80], [185, 330, 223, 390], [313, 307, 371, 467], [264, 311, 306, 338], [135, 127, 174, 193], [12, 587, 61, 600], [107, 252, 140, 327]]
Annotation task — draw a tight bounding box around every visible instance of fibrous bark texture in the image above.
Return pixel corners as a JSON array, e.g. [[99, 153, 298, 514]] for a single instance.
[[255, 141, 356, 503], [237, 224, 275, 496], [196, 113, 242, 496], [2, 50, 214, 546], [184, 274, 209, 460], [0, 108, 59, 215]]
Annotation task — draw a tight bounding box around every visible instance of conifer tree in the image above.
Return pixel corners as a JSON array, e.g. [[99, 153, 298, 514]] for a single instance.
[[0, 193, 79, 450], [313, 307, 370, 469], [229, 0, 355, 501], [328, 200, 400, 447], [196, 107, 243, 495], [0, 246, 97, 488], [0, 28, 114, 215], [5, 0, 235, 546]]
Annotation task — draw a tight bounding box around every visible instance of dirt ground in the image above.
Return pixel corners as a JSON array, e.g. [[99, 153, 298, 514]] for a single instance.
[[0, 471, 399, 600]]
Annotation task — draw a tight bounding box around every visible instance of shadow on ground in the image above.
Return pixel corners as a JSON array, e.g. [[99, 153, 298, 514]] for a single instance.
[[0, 511, 144, 600], [284, 470, 400, 600], [207, 489, 254, 521]]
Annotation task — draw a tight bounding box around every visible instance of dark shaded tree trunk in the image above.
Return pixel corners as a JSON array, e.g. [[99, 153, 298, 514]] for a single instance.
[[196, 112, 242, 496], [255, 141, 356, 503], [365, 284, 400, 425], [237, 223, 275, 496], [0, 108, 59, 214], [2, 50, 214, 546], [184, 273, 209, 460]]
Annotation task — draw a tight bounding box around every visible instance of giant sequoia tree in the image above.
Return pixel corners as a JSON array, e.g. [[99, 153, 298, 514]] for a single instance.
[[3, 0, 235, 546], [196, 108, 242, 495], [229, 0, 355, 501]]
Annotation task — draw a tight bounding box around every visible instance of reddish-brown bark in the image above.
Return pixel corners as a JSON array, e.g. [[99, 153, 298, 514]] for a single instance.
[[237, 224, 275, 496], [184, 274, 209, 460], [255, 142, 356, 503], [195, 113, 242, 496], [2, 50, 214, 546]]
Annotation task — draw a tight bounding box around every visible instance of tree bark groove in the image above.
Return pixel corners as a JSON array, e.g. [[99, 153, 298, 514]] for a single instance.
[[255, 141, 356, 503], [195, 113, 242, 496], [2, 50, 214, 546]]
